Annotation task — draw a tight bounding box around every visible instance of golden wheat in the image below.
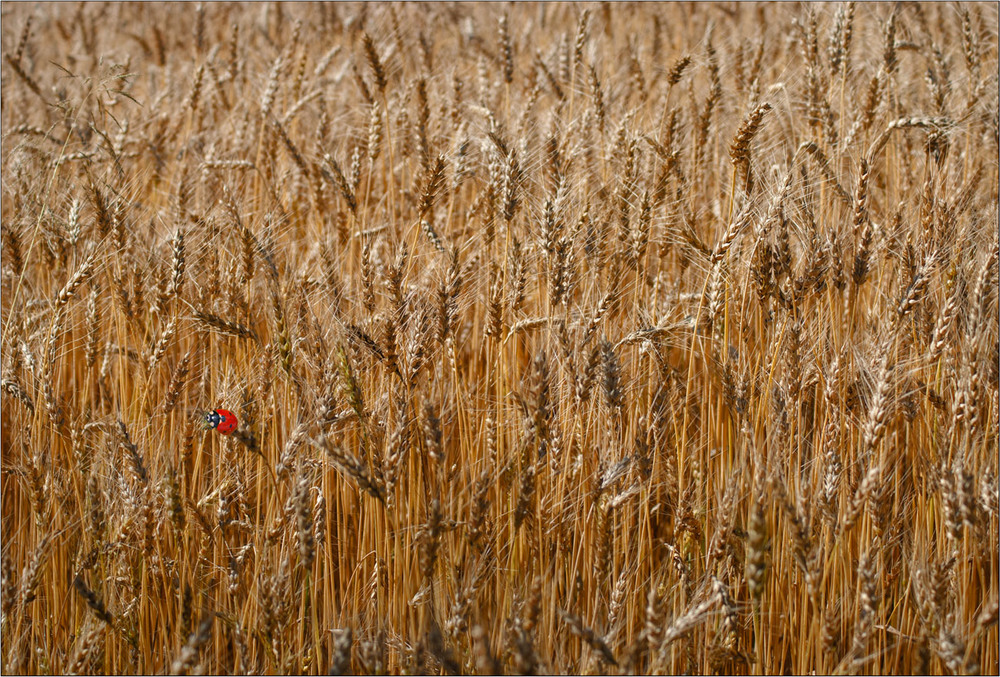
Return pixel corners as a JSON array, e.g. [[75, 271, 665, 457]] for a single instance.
[[1, 2, 997, 675]]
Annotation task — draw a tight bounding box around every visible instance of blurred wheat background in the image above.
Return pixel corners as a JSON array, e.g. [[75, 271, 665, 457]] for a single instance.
[[1, 2, 997, 674]]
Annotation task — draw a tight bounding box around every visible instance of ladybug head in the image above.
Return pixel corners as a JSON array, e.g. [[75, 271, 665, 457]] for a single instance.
[[203, 409, 222, 429]]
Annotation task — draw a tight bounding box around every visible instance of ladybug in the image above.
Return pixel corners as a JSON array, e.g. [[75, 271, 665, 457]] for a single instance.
[[204, 409, 238, 435]]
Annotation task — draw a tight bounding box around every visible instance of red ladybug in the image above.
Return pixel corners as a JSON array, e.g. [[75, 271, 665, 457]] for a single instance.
[[204, 409, 238, 435]]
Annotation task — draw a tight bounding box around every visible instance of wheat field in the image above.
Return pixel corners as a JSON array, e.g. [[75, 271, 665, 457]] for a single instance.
[[1, 2, 997, 674]]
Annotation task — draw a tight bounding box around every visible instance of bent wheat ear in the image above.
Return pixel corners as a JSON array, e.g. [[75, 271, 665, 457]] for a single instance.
[[729, 102, 772, 194], [362, 33, 387, 94], [193, 310, 258, 342]]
